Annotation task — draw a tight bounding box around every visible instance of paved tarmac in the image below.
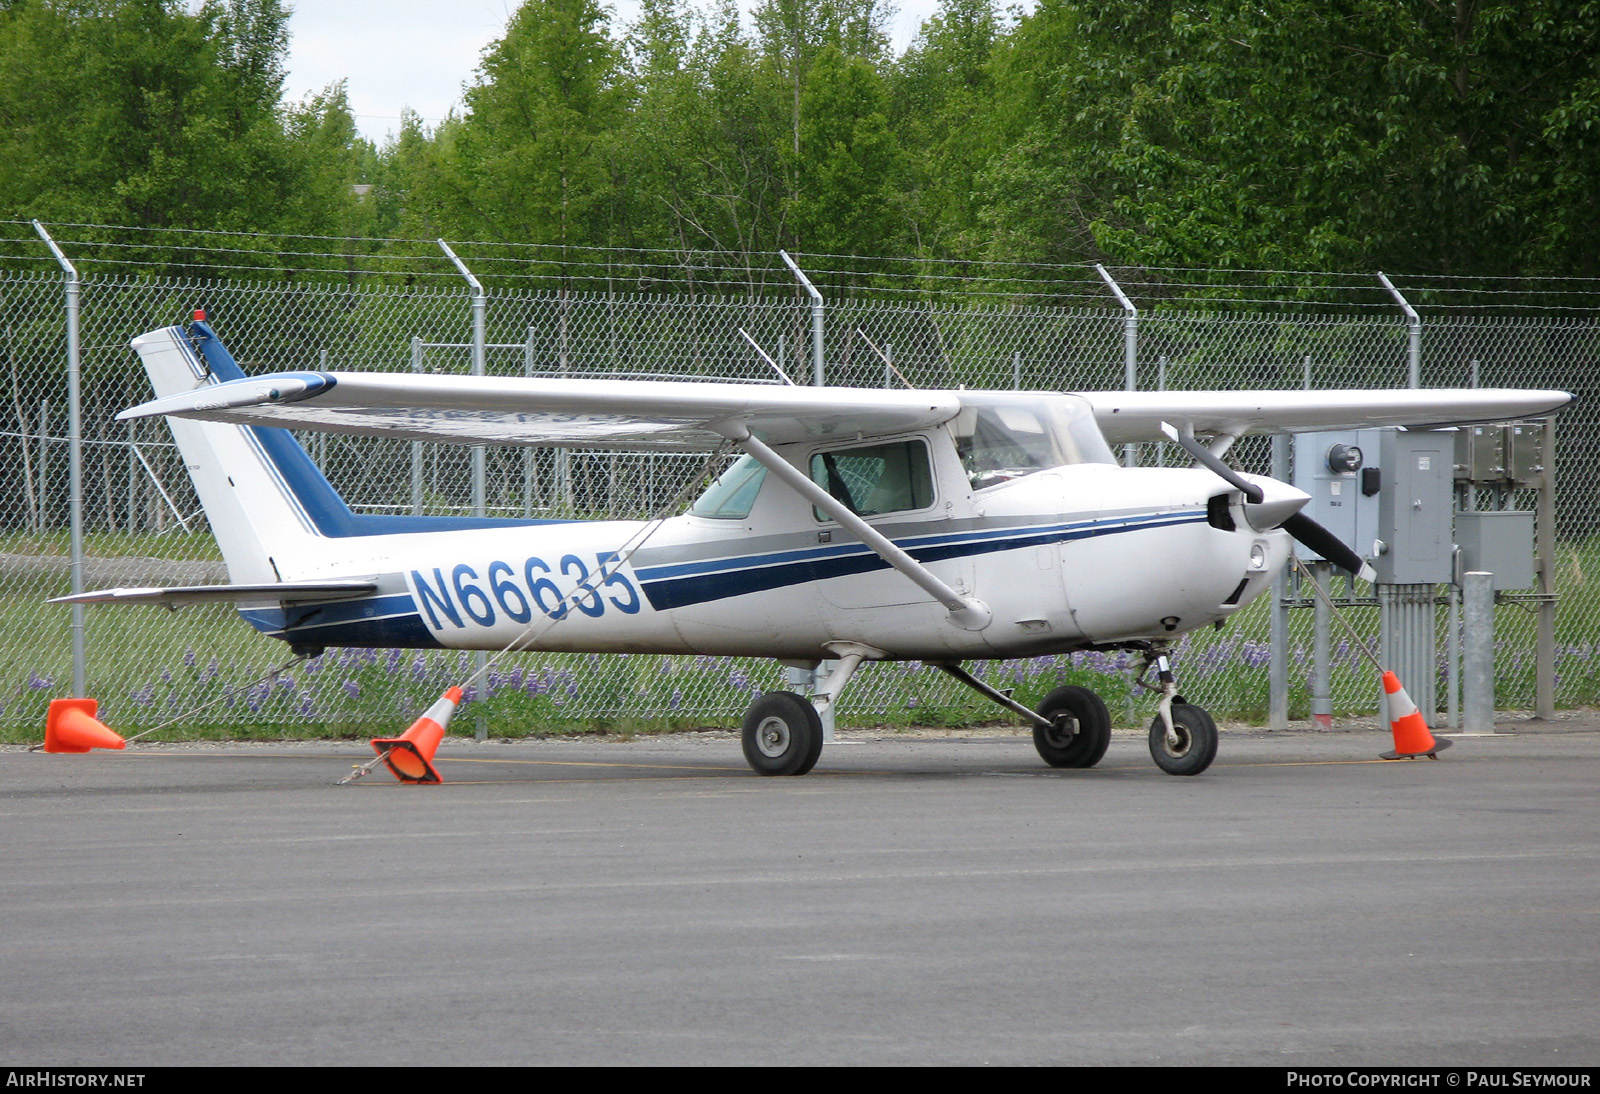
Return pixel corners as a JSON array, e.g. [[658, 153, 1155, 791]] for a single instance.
[[3, 717, 1598, 1066]]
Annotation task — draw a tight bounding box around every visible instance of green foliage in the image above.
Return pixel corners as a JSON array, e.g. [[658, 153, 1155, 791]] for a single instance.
[[977, 0, 1600, 276], [6, 0, 1592, 281], [789, 45, 903, 256]]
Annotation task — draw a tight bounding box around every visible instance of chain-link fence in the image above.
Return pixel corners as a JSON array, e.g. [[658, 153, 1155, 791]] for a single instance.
[[3, 232, 1597, 737]]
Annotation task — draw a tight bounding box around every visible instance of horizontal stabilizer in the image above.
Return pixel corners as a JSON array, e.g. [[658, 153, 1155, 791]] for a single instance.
[[50, 579, 379, 607]]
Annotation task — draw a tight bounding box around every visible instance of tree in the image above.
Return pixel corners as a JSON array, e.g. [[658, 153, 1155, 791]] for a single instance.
[[890, 0, 1002, 258], [0, 0, 360, 270], [788, 44, 904, 255], [977, 0, 1600, 277], [617, 0, 792, 260], [447, 0, 624, 251]]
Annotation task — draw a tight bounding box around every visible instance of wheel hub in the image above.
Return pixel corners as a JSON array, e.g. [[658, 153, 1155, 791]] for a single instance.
[[755, 716, 791, 758], [1046, 714, 1078, 748]]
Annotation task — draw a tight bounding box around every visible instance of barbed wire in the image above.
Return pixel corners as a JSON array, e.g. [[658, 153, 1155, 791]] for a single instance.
[[5, 219, 1600, 313]]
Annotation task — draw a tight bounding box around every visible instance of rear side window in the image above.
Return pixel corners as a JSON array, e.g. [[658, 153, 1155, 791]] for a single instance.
[[808, 439, 934, 520]]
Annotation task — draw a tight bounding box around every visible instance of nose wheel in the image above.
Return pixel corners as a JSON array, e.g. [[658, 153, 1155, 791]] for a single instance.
[[1149, 702, 1218, 776], [1136, 646, 1219, 776]]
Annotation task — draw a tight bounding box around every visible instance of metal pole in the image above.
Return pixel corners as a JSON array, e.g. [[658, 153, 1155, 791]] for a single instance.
[[410, 336, 424, 515], [779, 250, 825, 386], [33, 221, 85, 697], [523, 326, 536, 517], [438, 239, 490, 741], [1269, 434, 1289, 729], [1461, 571, 1495, 734], [1095, 264, 1139, 467], [1536, 417, 1556, 720], [1377, 271, 1421, 389], [438, 239, 487, 518], [1311, 561, 1332, 728]]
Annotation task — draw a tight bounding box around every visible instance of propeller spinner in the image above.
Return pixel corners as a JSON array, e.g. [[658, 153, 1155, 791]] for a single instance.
[[1162, 422, 1378, 583]]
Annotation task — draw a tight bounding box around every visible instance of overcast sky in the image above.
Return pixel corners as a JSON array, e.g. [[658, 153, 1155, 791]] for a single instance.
[[283, 1, 946, 146]]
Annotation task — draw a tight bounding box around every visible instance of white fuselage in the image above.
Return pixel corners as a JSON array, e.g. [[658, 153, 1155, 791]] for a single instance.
[[257, 436, 1288, 662]]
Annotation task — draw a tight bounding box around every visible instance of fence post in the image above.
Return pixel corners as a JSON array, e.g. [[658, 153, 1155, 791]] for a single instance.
[[779, 250, 825, 385], [1377, 271, 1421, 388], [438, 239, 490, 741], [1269, 434, 1289, 729], [1537, 416, 1556, 720], [1461, 571, 1495, 733], [32, 220, 85, 697], [1095, 264, 1139, 467]]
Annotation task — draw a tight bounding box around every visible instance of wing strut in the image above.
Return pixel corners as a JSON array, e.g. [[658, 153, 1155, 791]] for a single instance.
[[715, 424, 991, 631]]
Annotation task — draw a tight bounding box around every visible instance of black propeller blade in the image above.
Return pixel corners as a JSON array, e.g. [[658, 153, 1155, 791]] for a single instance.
[[1161, 420, 1375, 581], [1281, 512, 1376, 582]]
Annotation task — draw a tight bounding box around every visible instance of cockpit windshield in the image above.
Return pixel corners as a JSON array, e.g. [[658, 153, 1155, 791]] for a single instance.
[[951, 393, 1115, 490], [690, 454, 767, 519]]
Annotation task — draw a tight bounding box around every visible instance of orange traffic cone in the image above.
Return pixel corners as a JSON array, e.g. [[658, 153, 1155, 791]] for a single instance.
[[1380, 671, 1451, 760], [369, 687, 461, 784], [41, 698, 126, 753]]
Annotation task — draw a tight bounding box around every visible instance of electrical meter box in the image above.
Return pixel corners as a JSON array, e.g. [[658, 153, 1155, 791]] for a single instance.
[[1292, 428, 1384, 563], [1375, 430, 1456, 584]]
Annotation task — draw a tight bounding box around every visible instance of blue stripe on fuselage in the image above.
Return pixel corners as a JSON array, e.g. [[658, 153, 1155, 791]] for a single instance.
[[240, 592, 443, 649], [635, 510, 1206, 611]]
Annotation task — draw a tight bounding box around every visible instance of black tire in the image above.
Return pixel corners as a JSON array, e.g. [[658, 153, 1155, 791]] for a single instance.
[[1148, 703, 1218, 776], [741, 691, 824, 776], [1032, 685, 1112, 769]]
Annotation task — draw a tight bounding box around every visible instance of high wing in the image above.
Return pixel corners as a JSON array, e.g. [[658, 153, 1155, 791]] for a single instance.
[[118, 326, 1569, 448], [120, 374, 1570, 452], [118, 329, 961, 450], [1084, 388, 1572, 445]]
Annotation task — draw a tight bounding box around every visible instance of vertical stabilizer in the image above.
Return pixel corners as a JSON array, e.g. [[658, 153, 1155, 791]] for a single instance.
[[129, 322, 547, 587], [129, 325, 340, 584]]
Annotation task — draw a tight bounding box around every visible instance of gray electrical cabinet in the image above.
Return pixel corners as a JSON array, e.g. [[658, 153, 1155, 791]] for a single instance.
[[1293, 427, 1456, 583], [1375, 430, 1456, 584], [1455, 511, 1536, 590]]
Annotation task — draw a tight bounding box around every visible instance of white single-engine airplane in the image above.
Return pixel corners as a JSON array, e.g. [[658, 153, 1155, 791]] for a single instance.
[[59, 318, 1570, 776]]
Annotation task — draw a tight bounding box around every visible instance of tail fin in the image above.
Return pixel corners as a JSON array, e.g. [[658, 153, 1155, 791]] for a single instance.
[[131, 323, 328, 583], [129, 320, 543, 583]]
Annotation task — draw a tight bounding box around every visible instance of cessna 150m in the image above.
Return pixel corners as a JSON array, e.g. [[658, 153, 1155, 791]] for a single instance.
[[61, 318, 1570, 777]]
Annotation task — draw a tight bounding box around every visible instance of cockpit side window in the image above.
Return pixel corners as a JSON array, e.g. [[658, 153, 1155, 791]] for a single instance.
[[808, 438, 934, 520]]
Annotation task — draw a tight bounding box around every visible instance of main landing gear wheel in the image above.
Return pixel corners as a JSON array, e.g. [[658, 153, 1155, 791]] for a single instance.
[[741, 691, 824, 776], [1149, 703, 1218, 776], [1033, 685, 1112, 769]]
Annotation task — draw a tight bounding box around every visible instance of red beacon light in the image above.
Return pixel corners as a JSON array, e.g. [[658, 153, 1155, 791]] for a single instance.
[[193, 309, 206, 322]]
